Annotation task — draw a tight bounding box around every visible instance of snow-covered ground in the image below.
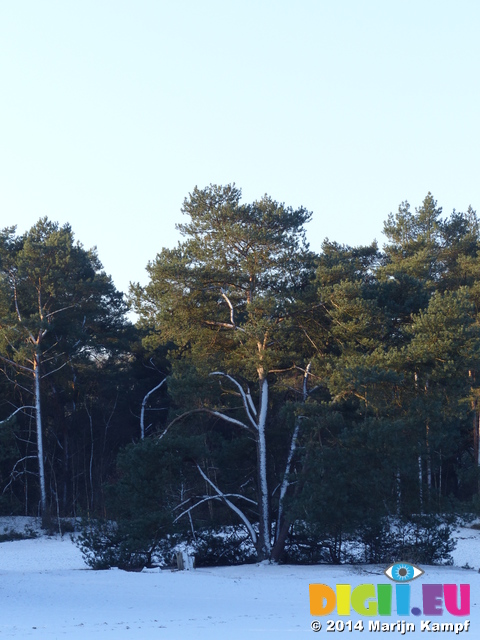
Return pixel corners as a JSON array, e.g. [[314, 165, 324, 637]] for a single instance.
[[1, 517, 479, 639]]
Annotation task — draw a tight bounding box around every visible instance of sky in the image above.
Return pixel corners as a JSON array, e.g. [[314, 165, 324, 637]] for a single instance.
[[1, 1, 479, 296]]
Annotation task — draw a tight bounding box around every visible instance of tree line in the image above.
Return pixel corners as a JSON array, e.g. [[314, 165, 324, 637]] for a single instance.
[[1, 186, 480, 564]]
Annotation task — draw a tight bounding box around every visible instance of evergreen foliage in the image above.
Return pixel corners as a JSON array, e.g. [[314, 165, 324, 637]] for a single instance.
[[0, 219, 132, 522], [2, 189, 480, 566]]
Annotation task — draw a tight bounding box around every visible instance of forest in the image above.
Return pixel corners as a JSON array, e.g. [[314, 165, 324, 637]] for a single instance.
[[1, 184, 480, 567]]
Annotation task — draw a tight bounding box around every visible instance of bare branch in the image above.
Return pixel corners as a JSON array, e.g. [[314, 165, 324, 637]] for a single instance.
[[41, 340, 60, 356], [2, 455, 38, 493], [274, 366, 312, 544], [0, 329, 22, 357], [0, 354, 33, 375], [14, 433, 37, 445], [303, 362, 312, 402], [173, 495, 222, 522], [302, 329, 319, 351], [140, 378, 167, 439], [246, 388, 257, 418], [158, 408, 253, 440], [210, 372, 258, 430], [45, 304, 77, 320], [12, 278, 35, 343], [0, 369, 33, 396], [209, 409, 253, 430], [173, 492, 257, 524], [275, 418, 302, 541], [204, 320, 236, 330], [146, 358, 167, 375], [103, 391, 119, 455], [203, 289, 246, 333], [267, 366, 296, 374], [221, 290, 235, 325], [41, 361, 69, 379], [37, 279, 43, 321], [195, 463, 258, 544], [0, 405, 36, 426], [13, 282, 22, 323], [41, 351, 66, 364]]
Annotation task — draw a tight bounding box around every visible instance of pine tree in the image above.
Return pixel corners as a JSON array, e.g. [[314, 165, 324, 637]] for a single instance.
[[132, 184, 316, 559], [0, 219, 129, 522]]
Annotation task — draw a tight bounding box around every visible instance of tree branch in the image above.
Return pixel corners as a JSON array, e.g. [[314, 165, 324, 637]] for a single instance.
[[221, 289, 235, 326], [246, 387, 258, 418], [41, 361, 69, 379], [202, 289, 246, 333], [0, 354, 33, 375], [140, 378, 167, 439], [194, 463, 258, 545], [0, 369, 33, 396], [210, 372, 258, 429], [173, 492, 257, 523], [303, 362, 312, 402], [0, 406, 36, 425], [275, 418, 302, 542], [158, 407, 253, 440], [45, 304, 77, 320], [2, 455, 38, 493], [12, 277, 35, 343], [204, 320, 237, 330]]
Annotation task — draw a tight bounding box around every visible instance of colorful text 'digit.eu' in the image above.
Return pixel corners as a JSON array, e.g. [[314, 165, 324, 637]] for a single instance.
[[309, 563, 470, 617]]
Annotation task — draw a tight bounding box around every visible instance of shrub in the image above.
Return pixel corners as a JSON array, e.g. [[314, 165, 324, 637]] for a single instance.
[[191, 527, 257, 567], [0, 526, 38, 543], [75, 519, 183, 570]]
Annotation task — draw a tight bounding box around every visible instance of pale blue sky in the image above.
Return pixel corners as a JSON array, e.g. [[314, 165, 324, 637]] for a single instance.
[[1, 1, 479, 295]]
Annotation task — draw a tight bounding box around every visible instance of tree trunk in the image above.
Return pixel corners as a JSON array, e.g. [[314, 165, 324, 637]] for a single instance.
[[472, 395, 480, 494], [140, 378, 166, 439], [275, 419, 300, 540], [418, 452, 423, 512], [476, 414, 480, 494], [395, 469, 401, 515], [256, 372, 271, 559], [34, 353, 47, 520], [425, 381, 431, 500], [272, 363, 311, 562], [62, 424, 69, 515]]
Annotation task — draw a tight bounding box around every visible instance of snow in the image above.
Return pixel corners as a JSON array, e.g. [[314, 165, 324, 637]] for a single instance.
[[0, 517, 479, 639]]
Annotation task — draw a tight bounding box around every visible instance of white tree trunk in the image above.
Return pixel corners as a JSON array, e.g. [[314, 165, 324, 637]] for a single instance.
[[418, 453, 423, 512], [395, 469, 401, 515], [34, 353, 47, 517], [140, 378, 166, 439], [165, 369, 271, 558], [194, 464, 258, 544], [476, 413, 480, 469], [276, 419, 300, 540], [274, 363, 311, 549], [257, 374, 271, 558]]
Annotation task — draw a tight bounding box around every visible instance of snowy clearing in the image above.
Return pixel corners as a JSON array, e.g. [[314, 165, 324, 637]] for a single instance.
[[1, 518, 479, 639]]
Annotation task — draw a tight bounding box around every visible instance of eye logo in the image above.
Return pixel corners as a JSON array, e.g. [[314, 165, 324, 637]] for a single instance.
[[384, 562, 424, 582]]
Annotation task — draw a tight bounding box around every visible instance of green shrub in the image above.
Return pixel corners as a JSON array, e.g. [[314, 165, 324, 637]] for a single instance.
[[0, 526, 38, 543], [192, 527, 256, 567]]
